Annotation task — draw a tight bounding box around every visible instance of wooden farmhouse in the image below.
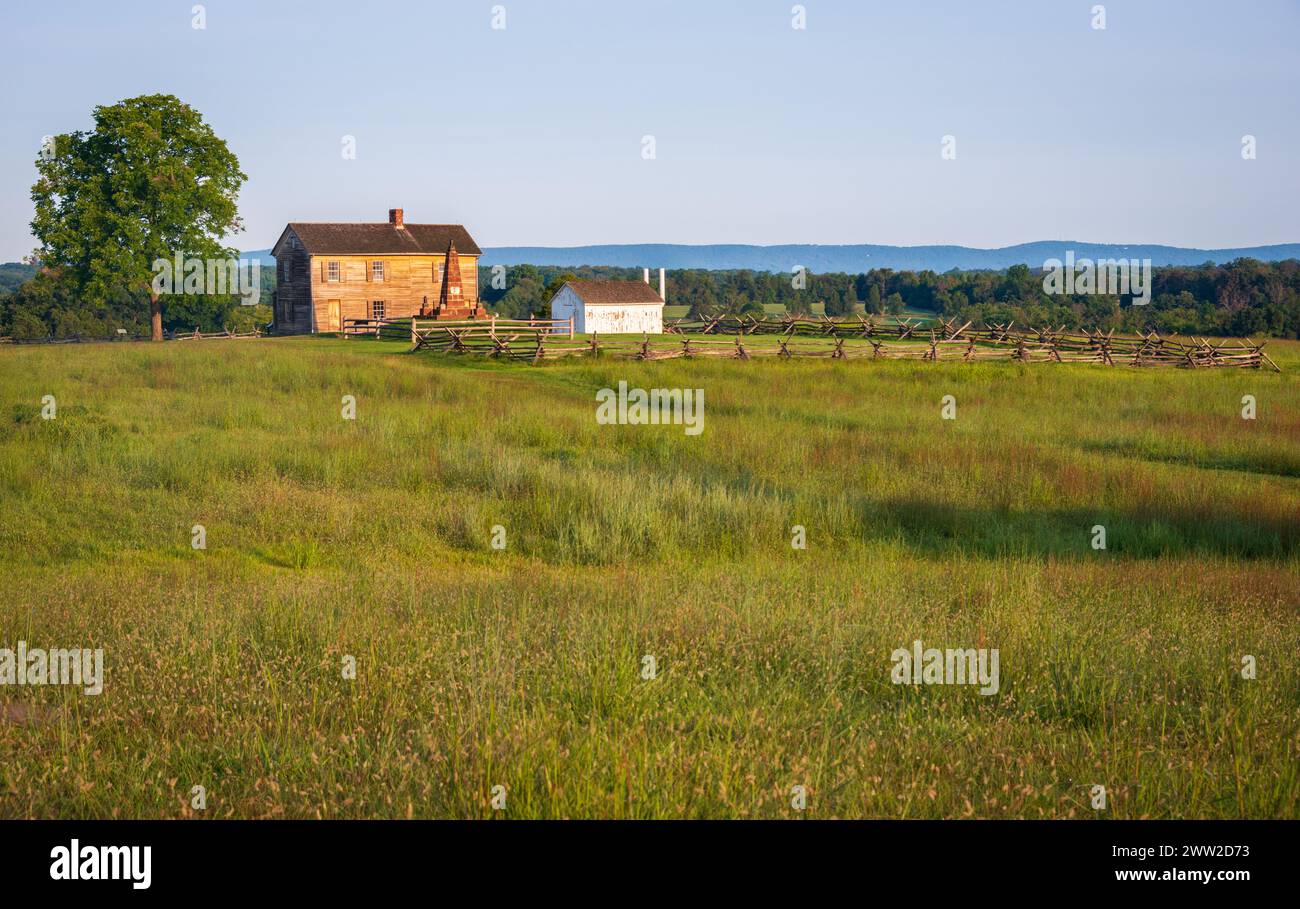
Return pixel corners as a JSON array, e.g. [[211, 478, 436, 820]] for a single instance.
[[270, 209, 483, 333], [550, 269, 666, 334]]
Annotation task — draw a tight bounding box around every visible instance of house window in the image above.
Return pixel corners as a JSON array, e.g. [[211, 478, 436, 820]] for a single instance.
[[433, 262, 442, 283], [371, 261, 385, 282], [370, 301, 385, 320], [327, 261, 341, 282]]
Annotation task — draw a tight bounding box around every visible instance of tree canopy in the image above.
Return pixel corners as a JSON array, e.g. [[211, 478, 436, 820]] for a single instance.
[[31, 94, 246, 340], [477, 259, 1300, 338]]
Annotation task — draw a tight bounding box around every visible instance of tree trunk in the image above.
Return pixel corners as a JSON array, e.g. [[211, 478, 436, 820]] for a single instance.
[[150, 294, 163, 341]]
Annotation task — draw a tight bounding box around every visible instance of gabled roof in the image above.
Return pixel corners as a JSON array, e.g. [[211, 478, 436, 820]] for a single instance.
[[276, 222, 481, 256], [561, 280, 664, 306]]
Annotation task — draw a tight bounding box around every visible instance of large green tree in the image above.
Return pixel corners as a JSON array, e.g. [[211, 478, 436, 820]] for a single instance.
[[31, 94, 246, 340]]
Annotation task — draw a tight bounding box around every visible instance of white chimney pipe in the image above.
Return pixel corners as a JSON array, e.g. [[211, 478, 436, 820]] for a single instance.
[[658, 268, 665, 302], [643, 267, 650, 284]]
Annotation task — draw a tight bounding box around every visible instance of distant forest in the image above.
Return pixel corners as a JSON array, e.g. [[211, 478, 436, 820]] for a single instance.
[[481, 259, 1300, 338], [0, 262, 270, 340], [3, 257, 1300, 340]]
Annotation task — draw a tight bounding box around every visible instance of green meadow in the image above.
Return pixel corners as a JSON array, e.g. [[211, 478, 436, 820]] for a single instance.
[[0, 335, 1297, 819]]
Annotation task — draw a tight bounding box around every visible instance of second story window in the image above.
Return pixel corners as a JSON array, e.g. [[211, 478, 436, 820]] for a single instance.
[[371, 261, 385, 282], [327, 261, 341, 282]]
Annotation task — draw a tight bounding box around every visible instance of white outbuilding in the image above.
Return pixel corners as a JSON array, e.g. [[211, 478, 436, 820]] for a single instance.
[[549, 269, 665, 334]]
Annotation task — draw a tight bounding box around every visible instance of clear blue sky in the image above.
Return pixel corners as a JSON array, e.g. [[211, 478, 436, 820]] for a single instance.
[[1, 0, 1296, 260]]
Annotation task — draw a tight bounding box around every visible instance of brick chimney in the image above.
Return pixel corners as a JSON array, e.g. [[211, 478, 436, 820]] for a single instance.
[[389, 208, 404, 229]]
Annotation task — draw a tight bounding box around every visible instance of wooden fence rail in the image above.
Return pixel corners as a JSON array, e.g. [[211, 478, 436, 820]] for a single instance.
[[2, 327, 263, 344], [405, 315, 573, 362], [344, 313, 1280, 371], [171, 328, 263, 341]]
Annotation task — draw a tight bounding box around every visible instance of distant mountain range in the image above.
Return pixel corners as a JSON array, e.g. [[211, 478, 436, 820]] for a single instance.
[[10, 241, 1298, 283], [239, 241, 1300, 273], [0, 261, 38, 293], [470, 242, 1300, 273]]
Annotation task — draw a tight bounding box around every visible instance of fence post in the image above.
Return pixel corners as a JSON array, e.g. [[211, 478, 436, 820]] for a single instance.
[[568, 315, 574, 340]]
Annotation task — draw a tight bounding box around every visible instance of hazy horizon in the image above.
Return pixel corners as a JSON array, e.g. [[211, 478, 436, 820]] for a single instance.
[[2, 0, 1297, 260]]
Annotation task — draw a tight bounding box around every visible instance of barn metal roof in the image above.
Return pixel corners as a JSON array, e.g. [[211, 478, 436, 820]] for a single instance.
[[561, 280, 665, 305]]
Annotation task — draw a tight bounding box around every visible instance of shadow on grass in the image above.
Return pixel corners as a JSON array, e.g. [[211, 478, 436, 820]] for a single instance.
[[867, 497, 1298, 560], [1079, 439, 1300, 479]]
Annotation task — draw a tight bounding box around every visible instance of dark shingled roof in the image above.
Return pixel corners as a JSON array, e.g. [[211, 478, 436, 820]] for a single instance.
[[563, 280, 664, 305], [285, 222, 481, 256]]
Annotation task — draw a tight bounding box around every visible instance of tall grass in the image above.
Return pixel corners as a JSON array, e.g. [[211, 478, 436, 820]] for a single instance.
[[0, 337, 1296, 818]]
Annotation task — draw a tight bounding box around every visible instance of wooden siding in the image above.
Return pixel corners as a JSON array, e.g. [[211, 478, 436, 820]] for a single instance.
[[307, 255, 478, 331], [272, 237, 480, 335], [272, 237, 314, 334]]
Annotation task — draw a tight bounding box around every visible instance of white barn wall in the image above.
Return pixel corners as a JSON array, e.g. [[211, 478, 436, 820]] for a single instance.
[[549, 285, 663, 334], [583, 304, 663, 334], [550, 286, 580, 330]]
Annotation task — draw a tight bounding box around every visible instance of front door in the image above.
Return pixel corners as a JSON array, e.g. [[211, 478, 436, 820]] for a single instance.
[[327, 300, 341, 332]]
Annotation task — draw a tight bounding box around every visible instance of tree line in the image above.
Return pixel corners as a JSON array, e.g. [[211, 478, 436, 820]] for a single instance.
[[478, 259, 1300, 338], [7, 257, 1299, 341], [0, 263, 271, 340]]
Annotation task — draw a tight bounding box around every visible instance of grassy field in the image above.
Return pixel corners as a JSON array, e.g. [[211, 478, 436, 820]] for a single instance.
[[1, 335, 1297, 819]]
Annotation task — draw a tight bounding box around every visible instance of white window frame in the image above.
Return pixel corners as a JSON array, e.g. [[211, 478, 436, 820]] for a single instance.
[[327, 261, 341, 283], [371, 261, 385, 282], [371, 300, 386, 320]]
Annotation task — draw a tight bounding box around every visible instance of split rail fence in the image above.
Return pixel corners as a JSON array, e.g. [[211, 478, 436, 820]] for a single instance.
[[2, 327, 262, 345], [344, 313, 1280, 371]]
